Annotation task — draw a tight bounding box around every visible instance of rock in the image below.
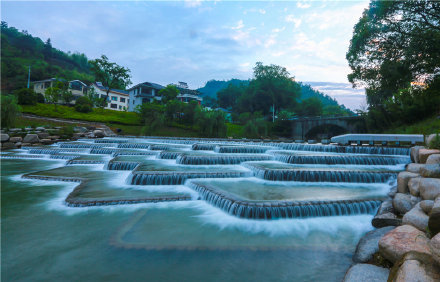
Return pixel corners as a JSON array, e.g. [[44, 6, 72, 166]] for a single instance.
[[428, 198, 440, 236], [411, 146, 425, 163], [427, 154, 440, 164], [372, 212, 402, 228], [1, 133, 10, 142], [420, 164, 440, 178], [321, 139, 330, 144], [35, 127, 45, 131], [93, 130, 104, 138], [22, 134, 40, 144], [406, 163, 426, 174], [393, 252, 440, 282], [353, 226, 395, 263], [393, 193, 415, 215], [408, 177, 421, 197], [419, 178, 440, 200], [40, 139, 53, 145], [420, 200, 435, 214], [9, 136, 22, 143], [343, 264, 389, 282], [307, 140, 317, 144], [24, 127, 33, 132], [87, 126, 96, 131], [74, 126, 88, 133], [21, 143, 31, 147], [419, 149, 440, 164], [430, 233, 440, 266], [397, 172, 419, 193], [0, 142, 17, 149], [15, 142, 22, 147], [379, 225, 431, 263], [376, 200, 394, 216], [49, 135, 60, 140], [402, 203, 429, 232], [388, 185, 398, 198], [8, 128, 21, 133], [426, 133, 440, 147], [37, 132, 50, 139]]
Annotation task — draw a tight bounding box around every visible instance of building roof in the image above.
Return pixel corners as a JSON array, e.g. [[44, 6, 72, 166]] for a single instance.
[[128, 81, 165, 91], [92, 82, 129, 96], [176, 87, 201, 96], [32, 78, 65, 84], [70, 80, 87, 87]]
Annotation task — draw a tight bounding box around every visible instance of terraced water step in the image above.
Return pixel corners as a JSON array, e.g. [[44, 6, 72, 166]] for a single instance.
[[176, 154, 273, 165], [191, 143, 221, 150], [59, 142, 110, 149], [189, 182, 382, 219], [130, 171, 248, 185], [273, 152, 410, 165], [214, 145, 274, 154]]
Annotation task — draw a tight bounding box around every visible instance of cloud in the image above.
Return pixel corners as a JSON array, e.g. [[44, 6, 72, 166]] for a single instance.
[[285, 15, 301, 28], [271, 27, 285, 33], [259, 9, 266, 14], [231, 19, 244, 30], [297, 2, 311, 9], [184, 0, 202, 8]]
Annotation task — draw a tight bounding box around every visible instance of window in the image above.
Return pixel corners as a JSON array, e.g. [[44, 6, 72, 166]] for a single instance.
[[120, 97, 125, 103], [119, 105, 122, 110], [111, 96, 118, 101], [133, 100, 135, 104], [110, 104, 117, 109]]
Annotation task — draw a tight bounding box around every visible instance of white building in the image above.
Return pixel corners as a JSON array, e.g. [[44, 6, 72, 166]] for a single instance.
[[127, 81, 165, 112], [32, 78, 87, 104], [90, 82, 129, 111]]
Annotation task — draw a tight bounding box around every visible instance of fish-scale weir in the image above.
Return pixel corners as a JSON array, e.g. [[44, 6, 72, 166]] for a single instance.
[[107, 161, 139, 171], [117, 143, 151, 149], [189, 182, 381, 219], [273, 152, 409, 165], [215, 145, 272, 154], [176, 154, 273, 165], [130, 171, 248, 185], [192, 143, 219, 151]]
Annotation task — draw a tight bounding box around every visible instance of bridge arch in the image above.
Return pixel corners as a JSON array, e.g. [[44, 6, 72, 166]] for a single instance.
[[304, 123, 347, 140]]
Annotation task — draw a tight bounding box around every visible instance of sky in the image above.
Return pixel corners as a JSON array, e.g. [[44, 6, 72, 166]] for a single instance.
[[2, 0, 370, 110]]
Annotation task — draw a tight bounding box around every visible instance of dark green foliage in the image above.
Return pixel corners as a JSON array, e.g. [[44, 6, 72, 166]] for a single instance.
[[158, 85, 179, 104], [243, 118, 267, 139], [1, 94, 21, 128], [58, 125, 74, 139], [429, 134, 440, 150], [75, 96, 93, 113], [36, 93, 45, 103], [198, 79, 249, 99], [296, 97, 323, 117], [216, 83, 245, 110], [1, 21, 94, 92], [14, 88, 38, 105], [196, 110, 227, 138], [305, 124, 347, 140]]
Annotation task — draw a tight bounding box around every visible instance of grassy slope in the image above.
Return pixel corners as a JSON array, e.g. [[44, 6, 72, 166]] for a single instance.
[[384, 116, 440, 135]]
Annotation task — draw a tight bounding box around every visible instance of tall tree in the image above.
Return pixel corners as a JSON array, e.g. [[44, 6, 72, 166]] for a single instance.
[[89, 55, 131, 107], [158, 85, 179, 104]]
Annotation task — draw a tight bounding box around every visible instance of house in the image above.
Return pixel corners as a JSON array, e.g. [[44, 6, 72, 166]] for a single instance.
[[127, 81, 165, 111], [171, 82, 203, 105], [32, 78, 87, 103], [90, 82, 130, 111]]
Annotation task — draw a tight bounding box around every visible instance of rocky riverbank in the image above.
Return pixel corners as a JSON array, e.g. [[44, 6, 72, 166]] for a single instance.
[[344, 134, 440, 281]]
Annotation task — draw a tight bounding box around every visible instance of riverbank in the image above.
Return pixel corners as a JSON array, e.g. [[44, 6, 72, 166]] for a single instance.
[[344, 134, 440, 281]]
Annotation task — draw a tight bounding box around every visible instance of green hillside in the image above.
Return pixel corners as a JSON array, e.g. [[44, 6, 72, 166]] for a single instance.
[[198, 79, 348, 109], [1, 21, 94, 92]]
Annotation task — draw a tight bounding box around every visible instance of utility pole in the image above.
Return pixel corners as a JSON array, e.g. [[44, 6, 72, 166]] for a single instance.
[[27, 66, 31, 88], [272, 103, 275, 123]]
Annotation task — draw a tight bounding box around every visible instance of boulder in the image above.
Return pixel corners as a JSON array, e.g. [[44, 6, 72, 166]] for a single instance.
[[37, 132, 50, 139], [420, 200, 434, 214], [9, 136, 22, 143], [376, 200, 394, 216], [419, 178, 440, 200], [379, 225, 431, 263], [0, 142, 17, 149], [307, 140, 317, 144], [419, 149, 440, 164], [406, 163, 426, 174], [388, 185, 398, 198], [426, 133, 440, 147], [8, 128, 21, 133], [408, 177, 421, 197], [40, 139, 53, 145], [372, 212, 402, 228], [428, 198, 440, 236], [402, 203, 429, 232], [93, 130, 105, 138], [353, 226, 395, 263], [397, 172, 419, 193], [21, 143, 31, 147], [49, 136, 60, 140], [393, 193, 415, 215], [421, 164, 440, 178], [430, 233, 440, 266], [393, 252, 440, 282], [22, 134, 40, 144], [427, 154, 440, 165], [35, 127, 45, 131], [0, 133, 10, 142], [343, 264, 389, 282], [24, 127, 33, 131], [74, 126, 88, 133], [411, 146, 425, 163]]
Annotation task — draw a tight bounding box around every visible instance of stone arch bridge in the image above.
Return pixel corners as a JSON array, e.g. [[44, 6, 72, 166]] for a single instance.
[[290, 116, 365, 140]]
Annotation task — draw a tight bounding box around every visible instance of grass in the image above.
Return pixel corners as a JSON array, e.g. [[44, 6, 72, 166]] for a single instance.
[[14, 116, 67, 129], [226, 123, 244, 138], [384, 116, 440, 135], [21, 103, 140, 125]]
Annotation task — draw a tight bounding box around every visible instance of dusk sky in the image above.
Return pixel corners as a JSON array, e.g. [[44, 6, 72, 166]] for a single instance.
[[2, 0, 369, 110]]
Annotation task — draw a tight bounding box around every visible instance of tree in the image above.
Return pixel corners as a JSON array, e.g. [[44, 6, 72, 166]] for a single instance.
[[1, 95, 21, 128], [56, 81, 74, 105], [44, 86, 61, 110], [14, 88, 38, 105], [217, 83, 244, 110], [89, 55, 131, 107], [297, 97, 323, 117], [75, 96, 93, 113], [85, 87, 104, 108], [159, 85, 179, 104]]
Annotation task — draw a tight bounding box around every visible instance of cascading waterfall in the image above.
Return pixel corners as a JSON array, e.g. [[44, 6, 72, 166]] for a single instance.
[[94, 139, 129, 143], [189, 182, 381, 219], [130, 171, 247, 185], [192, 143, 219, 151], [107, 161, 139, 170], [59, 143, 107, 149], [28, 148, 84, 154], [158, 151, 182, 159], [117, 143, 151, 149], [176, 154, 273, 165], [90, 148, 118, 154], [214, 146, 272, 154], [273, 152, 410, 165]]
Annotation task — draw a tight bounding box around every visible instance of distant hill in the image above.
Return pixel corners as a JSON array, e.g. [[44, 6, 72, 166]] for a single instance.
[[197, 79, 349, 109], [1, 21, 94, 92]]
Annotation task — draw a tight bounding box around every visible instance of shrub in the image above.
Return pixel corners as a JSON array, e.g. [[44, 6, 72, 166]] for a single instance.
[[429, 133, 440, 149], [58, 125, 74, 139], [14, 88, 38, 105], [1, 95, 21, 128], [36, 93, 45, 103], [75, 96, 93, 113]]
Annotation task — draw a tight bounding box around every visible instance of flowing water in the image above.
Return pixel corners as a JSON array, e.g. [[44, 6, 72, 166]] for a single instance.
[[1, 137, 410, 281]]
